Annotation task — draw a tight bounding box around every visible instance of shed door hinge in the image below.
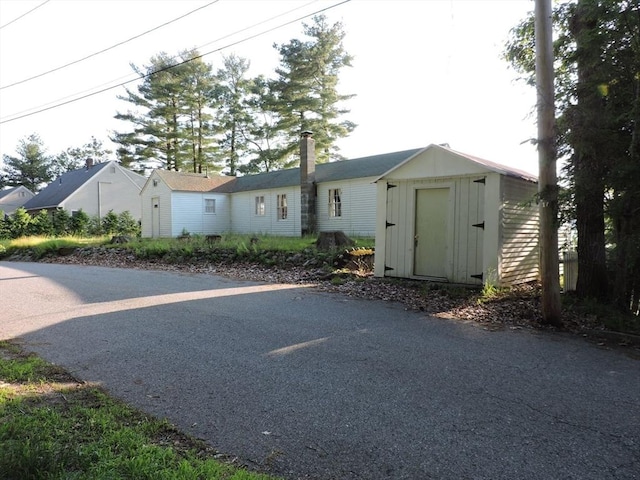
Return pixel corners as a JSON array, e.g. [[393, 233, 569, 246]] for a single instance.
[[473, 178, 486, 185], [472, 221, 485, 230], [384, 265, 394, 272], [470, 273, 483, 280], [386, 221, 396, 228], [387, 183, 397, 189]]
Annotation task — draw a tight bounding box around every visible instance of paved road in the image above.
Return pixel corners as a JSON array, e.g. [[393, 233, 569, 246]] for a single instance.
[[1, 261, 639, 479]]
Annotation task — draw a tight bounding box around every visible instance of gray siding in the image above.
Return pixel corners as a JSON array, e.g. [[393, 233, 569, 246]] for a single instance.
[[500, 176, 539, 285]]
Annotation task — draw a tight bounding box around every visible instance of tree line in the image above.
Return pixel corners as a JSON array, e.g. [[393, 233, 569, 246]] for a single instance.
[[506, 0, 639, 314], [112, 15, 355, 175]]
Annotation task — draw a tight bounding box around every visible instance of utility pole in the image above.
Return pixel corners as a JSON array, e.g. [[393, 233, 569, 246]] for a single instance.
[[535, 0, 562, 325]]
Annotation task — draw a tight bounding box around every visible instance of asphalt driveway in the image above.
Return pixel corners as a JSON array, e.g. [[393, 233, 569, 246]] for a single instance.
[[1, 261, 638, 479]]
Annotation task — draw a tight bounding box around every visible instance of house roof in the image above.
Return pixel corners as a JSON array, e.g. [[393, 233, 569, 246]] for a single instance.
[[0, 187, 23, 200], [149, 145, 537, 195], [22, 161, 146, 211], [154, 169, 236, 192], [150, 150, 424, 194], [23, 162, 112, 211]]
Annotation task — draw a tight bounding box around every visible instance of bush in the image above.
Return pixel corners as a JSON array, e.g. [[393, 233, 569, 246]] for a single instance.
[[52, 209, 70, 236], [69, 210, 90, 236], [102, 211, 119, 235], [30, 210, 54, 237]]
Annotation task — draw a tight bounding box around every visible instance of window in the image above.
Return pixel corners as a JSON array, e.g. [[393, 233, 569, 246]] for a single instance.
[[255, 195, 265, 216], [152, 179, 158, 187], [329, 188, 342, 217], [110, 166, 116, 174], [277, 194, 288, 220], [204, 198, 216, 214]]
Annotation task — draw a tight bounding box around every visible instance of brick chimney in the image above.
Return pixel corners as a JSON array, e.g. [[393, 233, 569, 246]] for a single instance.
[[300, 131, 316, 235]]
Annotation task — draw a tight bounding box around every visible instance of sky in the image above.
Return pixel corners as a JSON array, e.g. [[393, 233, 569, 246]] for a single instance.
[[0, 0, 539, 175]]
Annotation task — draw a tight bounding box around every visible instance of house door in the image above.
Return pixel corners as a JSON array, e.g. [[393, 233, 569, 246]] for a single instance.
[[414, 188, 449, 278], [152, 197, 160, 238]]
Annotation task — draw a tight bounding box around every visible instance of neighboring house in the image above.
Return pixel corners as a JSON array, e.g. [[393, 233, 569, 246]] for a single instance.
[[141, 132, 419, 238], [0, 186, 35, 216], [23, 159, 147, 221], [373, 144, 539, 287]]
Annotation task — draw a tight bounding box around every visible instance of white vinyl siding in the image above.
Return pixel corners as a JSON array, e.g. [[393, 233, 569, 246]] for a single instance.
[[316, 178, 378, 237], [230, 188, 300, 236], [170, 192, 230, 237], [500, 176, 539, 285], [141, 172, 172, 238], [63, 162, 145, 221]]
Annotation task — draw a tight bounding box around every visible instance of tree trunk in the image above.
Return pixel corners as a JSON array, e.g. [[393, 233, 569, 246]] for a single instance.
[[571, 0, 609, 301], [535, 0, 562, 325]]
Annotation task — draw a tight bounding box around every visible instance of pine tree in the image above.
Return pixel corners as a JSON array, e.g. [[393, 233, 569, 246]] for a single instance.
[[216, 54, 255, 175], [1, 134, 53, 192], [113, 51, 218, 172], [268, 15, 356, 168]]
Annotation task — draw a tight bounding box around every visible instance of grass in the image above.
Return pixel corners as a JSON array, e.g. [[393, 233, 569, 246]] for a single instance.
[[0, 236, 109, 260], [0, 340, 278, 480]]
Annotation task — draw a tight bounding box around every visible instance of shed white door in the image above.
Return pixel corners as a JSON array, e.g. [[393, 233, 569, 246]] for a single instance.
[[414, 188, 449, 278], [152, 197, 160, 238]]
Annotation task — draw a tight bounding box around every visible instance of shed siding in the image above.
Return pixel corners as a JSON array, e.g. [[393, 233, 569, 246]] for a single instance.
[[381, 176, 484, 283], [230, 188, 300, 236], [453, 177, 484, 285], [500, 176, 539, 285], [316, 177, 377, 236]]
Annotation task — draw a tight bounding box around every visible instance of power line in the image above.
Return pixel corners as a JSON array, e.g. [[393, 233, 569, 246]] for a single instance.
[[0, 0, 350, 125], [0, 0, 50, 30], [0, 0, 220, 90]]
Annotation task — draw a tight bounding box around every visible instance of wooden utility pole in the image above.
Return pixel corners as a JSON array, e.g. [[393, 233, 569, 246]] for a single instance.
[[535, 0, 562, 325]]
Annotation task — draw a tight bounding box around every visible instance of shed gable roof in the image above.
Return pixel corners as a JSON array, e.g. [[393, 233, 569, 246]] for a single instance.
[[376, 144, 537, 183]]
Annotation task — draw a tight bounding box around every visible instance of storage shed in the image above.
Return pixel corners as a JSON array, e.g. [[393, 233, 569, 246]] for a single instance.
[[373, 144, 539, 287]]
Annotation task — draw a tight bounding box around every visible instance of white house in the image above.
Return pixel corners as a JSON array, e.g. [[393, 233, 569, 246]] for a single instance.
[[23, 159, 147, 221], [140, 133, 419, 238], [373, 144, 539, 287], [0, 186, 35, 216], [140, 136, 540, 287]]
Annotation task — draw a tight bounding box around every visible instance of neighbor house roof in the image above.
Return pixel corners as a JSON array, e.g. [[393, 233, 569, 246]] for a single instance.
[[23, 162, 112, 211], [0, 187, 23, 200]]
